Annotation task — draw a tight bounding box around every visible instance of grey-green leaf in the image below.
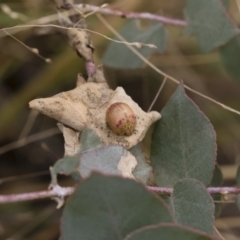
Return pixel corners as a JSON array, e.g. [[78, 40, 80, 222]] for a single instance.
[[79, 145, 126, 178], [151, 84, 216, 187], [130, 144, 152, 183], [50, 155, 80, 185], [79, 129, 103, 153], [124, 224, 215, 240], [184, 0, 239, 52], [220, 36, 240, 83], [61, 173, 173, 240], [172, 179, 215, 234], [50, 145, 127, 184], [102, 20, 167, 69]]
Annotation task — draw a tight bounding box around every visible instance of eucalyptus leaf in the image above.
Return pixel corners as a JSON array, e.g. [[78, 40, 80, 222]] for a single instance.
[[50, 155, 79, 185], [172, 179, 215, 234], [130, 144, 152, 183], [79, 129, 103, 153], [102, 20, 167, 69], [61, 173, 173, 240], [124, 224, 215, 240], [184, 0, 239, 52], [220, 36, 240, 83], [79, 145, 126, 178], [151, 84, 216, 187], [50, 145, 130, 184], [52, 129, 103, 183]]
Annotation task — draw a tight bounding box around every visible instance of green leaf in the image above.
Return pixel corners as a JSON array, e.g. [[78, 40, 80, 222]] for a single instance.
[[50, 155, 80, 185], [50, 145, 127, 184], [210, 165, 223, 217], [220, 36, 240, 83], [102, 20, 167, 69], [73, 129, 103, 181], [79, 145, 126, 178], [236, 165, 240, 185], [151, 84, 216, 187], [184, 0, 239, 52], [79, 129, 103, 153], [124, 224, 215, 240], [130, 144, 152, 184], [172, 179, 215, 234], [61, 173, 173, 240]]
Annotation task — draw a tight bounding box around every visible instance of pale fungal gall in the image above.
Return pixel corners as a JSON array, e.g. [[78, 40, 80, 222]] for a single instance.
[[106, 102, 137, 136], [29, 68, 161, 149]]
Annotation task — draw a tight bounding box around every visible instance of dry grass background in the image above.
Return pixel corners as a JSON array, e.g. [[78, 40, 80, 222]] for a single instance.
[[0, 0, 240, 239]]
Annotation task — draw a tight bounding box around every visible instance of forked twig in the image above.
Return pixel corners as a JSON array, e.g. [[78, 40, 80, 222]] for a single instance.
[[97, 13, 240, 116], [0, 128, 60, 155]]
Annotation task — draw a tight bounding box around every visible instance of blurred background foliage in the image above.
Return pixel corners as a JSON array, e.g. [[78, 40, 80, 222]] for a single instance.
[[0, 0, 240, 239]]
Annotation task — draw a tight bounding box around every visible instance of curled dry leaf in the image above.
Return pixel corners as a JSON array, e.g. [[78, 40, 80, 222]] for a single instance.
[[57, 123, 81, 156], [118, 151, 137, 179], [68, 28, 94, 62], [29, 67, 161, 149]]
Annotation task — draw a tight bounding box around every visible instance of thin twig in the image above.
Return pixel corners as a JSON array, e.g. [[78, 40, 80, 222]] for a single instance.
[[75, 3, 187, 26], [0, 3, 28, 21], [97, 14, 240, 116], [0, 11, 67, 38], [214, 226, 225, 240], [0, 186, 240, 204], [0, 7, 106, 38], [0, 24, 156, 49], [1, 21, 240, 115], [3, 29, 51, 63], [7, 205, 56, 240], [0, 170, 49, 185], [18, 110, 39, 139], [147, 77, 167, 112], [0, 128, 60, 155], [55, 0, 97, 77]]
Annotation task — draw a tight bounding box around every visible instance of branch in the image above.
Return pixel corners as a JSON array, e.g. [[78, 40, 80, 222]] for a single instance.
[[148, 186, 240, 195], [0, 186, 74, 204], [1, 186, 240, 204], [75, 3, 187, 26], [0, 127, 60, 155], [54, 0, 96, 77]]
